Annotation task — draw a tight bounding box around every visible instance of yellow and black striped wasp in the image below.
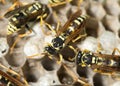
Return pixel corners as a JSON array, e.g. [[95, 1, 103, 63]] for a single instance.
[[0, 70, 27, 86], [4, 2, 50, 35], [43, 10, 88, 63], [4, 2, 50, 53], [75, 48, 120, 79], [0, 63, 28, 86]]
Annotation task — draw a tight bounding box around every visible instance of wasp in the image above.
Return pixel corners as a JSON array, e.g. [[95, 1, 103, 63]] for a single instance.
[[4, 2, 50, 53], [44, 10, 88, 63], [0, 70, 27, 86], [75, 48, 120, 79], [0, 63, 28, 86], [4, 2, 50, 35]]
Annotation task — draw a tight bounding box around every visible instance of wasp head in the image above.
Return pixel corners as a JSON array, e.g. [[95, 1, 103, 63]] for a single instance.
[[76, 51, 93, 67]]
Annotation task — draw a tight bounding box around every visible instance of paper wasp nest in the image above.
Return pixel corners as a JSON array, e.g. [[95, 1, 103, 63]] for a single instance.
[[0, 0, 120, 86]]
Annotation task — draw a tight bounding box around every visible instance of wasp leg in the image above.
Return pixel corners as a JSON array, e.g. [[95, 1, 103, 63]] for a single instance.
[[0, 63, 28, 85], [39, 12, 61, 36], [27, 52, 62, 64], [39, 16, 57, 35], [63, 64, 91, 86], [56, 54, 63, 64], [68, 46, 77, 61], [68, 56, 75, 62], [40, 11, 61, 36], [44, 21, 57, 35], [27, 54, 41, 59], [55, 21, 60, 35], [52, 11, 61, 35], [44, 53, 62, 64], [96, 42, 103, 54], [17, 69, 28, 86], [77, 79, 91, 86], [22, 79, 29, 86], [0, 63, 20, 77], [10, 26, 32, 54], [39, 16, 49, 35], [26, 53, 47, 60], [112, 48, 120, 55], [72, 28, 87, 43], [48, 0, 72, 7], [72, 33, 87, 43], [69, 46, 77, 53]]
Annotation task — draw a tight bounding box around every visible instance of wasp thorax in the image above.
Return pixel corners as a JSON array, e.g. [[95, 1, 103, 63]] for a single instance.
[[45, 46, 57, 55]]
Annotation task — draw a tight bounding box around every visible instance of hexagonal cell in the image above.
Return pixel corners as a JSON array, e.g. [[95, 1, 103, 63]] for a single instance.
[[57, 64, 74, 85], [93, 73, 104, 86]]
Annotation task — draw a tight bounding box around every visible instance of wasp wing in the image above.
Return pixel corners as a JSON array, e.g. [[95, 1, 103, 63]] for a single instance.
[[4, 2, 34, 18], [64, 16, 87, 45], [57, 10, 82, 36]]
